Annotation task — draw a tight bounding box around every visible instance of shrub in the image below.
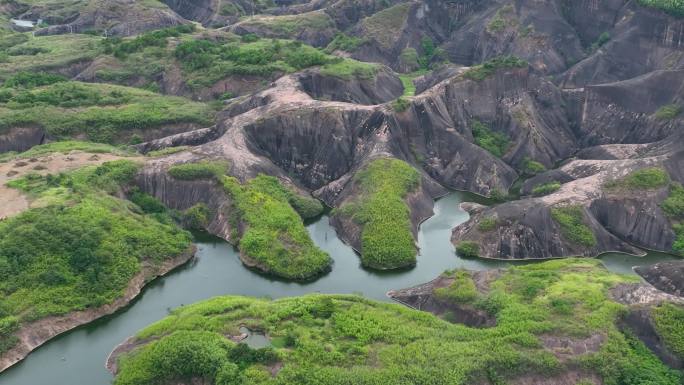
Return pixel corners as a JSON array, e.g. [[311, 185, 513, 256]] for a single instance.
[[550, 206, 597, 247], [661, 183, 684, 218], [129, 188, 166, 214], [182, 204, 212, 230], [653, 303, 684, 359], [222, 175, 331, 280], [637, 0, 684, 17], [392, 97, 410, 112], [102, 24, 196, 58], [168, 161, 228, 180], [478, 217, 497, 232], [456, 241, 480, 258], [654, 104, 682, 120], [435, 270, 479, 304], [2, 71, 66, 88], [337, 158, 420, 269], [471, 120, 510, 157], [605, 167, 670, 190], [523, 158, 546, 175], [532, 181, 561, 196], [590, 32, 611, 52], [325, 33, 365, 53], [463, 56, 527, 81], [113, 260, 684, 385], [0, 164, 191, 352]]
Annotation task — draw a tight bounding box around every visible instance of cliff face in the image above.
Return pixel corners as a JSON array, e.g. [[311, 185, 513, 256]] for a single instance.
[[0, 127, 46, 153], [636, 261, 684, 297], [137, 165, 236, 242]]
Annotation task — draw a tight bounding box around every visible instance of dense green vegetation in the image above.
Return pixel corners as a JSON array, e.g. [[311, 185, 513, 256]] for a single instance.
[[222, 174, 331, 280], [168, 161, 229, 181], [0, 34, 100, 79], [662, 183, 684, 218], [638, 0, 684, 17], [463, 56, 527, 81], [654, 104, 682, 120], [337, 158, 420, 269], [455, 241, 480, 258], [434, 270, 479, 304], [662, 183, 684, 254], [319, 59, 378, 80], [101, 24, 196, 58], [532, 181, 561, 196], [471, 120, 510, 157], [237, 11, 334, 38], [0, 160, 192, 354], [113, 259, 682, 385], [325, 33, 365, 53], [550, 206, 597, 247], [478, 217, 498, 232], [523, 157, 547, 175], [652, 303, 684, 360], [605, 167, 670, 190], [0, 80, 213, 143]]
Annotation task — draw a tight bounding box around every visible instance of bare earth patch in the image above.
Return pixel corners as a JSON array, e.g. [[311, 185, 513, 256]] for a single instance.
[[0, 151, 140, 219]]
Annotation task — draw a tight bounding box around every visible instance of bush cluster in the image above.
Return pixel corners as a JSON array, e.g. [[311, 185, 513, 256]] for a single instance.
[[463, 56, 527, 81], [550, 206, 597, 247], [532, 181, 561, 196], [471, 120, 510, 157], [168, 161, 229, 181], [222, 175, 331, 280], [605, 167, 670, 190], [0, 161, 192, 353], [338, 158, 420, 269], [113, 259, 682, 385], [101, 24, 196, 58]]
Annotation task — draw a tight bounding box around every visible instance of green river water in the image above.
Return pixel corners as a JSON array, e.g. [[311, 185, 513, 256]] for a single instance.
[[1, 192, 679, 385]]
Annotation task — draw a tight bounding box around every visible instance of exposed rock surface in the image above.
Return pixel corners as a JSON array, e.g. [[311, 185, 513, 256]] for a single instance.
[[635, 261, 684, 297]]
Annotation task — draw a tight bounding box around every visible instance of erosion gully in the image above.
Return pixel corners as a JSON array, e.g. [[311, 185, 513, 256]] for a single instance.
[[1, 192, 678, 385]]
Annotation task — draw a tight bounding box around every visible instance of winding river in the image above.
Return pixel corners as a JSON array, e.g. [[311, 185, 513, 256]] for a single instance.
[[1, 192, 679, 385]]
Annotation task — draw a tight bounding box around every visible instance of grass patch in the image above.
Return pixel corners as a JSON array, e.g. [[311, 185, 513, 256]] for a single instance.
[[168, 161, 229, 181], [0, 81, 213, 143], [550, 206, 597, 247], [398, 71, 426, 97], [337, 158, 420, 269], [662, 183, 684, 218], [605, 167, 670, 190], [222, 175, 331, 280], [532, 181, 561, 196], [391, 97, 410, 112], [654, 104, 682, 120], [319, 59, 378, 80], [471, 120, 510, 157], [463, 56, 527, 81], [0, 141, 133, 162], [113, 259, 681, 385], [478, 217, 498, 232], [237, 11, 334, 37], [361, 3, 411, 49], [455, 241, 480, 258], [435, 270, 479, 304], [653, 303, 684, 360], [637, 0, 684, 17], [0, 160, 191, 354], [523, 157, 546, 175], [325, 33, 365, 53]]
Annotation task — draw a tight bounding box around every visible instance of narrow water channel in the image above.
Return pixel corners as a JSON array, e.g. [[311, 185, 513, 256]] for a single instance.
[[0, 192, 679, 385]]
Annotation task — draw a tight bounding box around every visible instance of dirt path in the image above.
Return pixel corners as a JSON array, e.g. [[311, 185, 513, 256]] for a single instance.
[[0, 152, 141, 219]]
